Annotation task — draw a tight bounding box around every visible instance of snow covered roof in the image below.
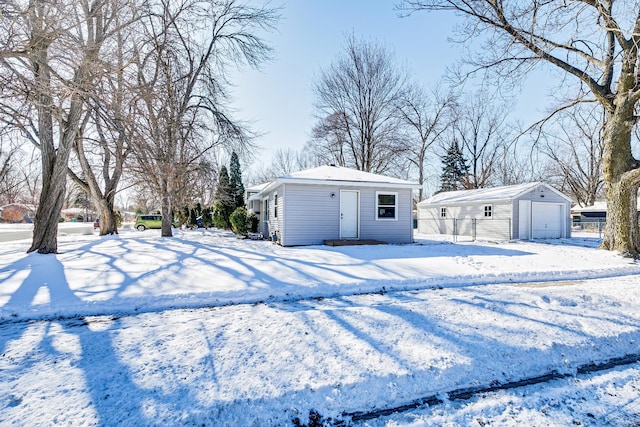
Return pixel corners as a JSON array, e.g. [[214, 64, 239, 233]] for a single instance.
[[245, 182, 269, 193], [281, 165, 417, 185], [571, 200, 640, 213], [251, 165, 420, 199], [418, 182, 570, 206], [0, 203, 37, 211], [571, 201, 607, 213]]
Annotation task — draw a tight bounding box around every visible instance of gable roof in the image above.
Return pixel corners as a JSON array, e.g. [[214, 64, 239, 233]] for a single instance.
[[250, 165, 420, 199], [418, 182, 571, 206], [245, 182, 269, 193], [283, 165, 418, 185]]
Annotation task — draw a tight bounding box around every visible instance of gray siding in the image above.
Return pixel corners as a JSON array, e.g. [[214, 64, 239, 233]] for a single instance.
[[277, 184, 414, 246], [360, 188, 413, 243], [281, 184, 341, 246]]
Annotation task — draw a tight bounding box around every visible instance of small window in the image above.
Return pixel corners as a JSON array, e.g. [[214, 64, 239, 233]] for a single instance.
[[483, 205, 492, 218], [274, 194, 278, 218], [440, 207, 447, 218], [376, 192, 397, 220]]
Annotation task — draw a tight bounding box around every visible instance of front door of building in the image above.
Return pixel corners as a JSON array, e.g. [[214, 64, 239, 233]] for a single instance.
[[340, 190, 359, 239]]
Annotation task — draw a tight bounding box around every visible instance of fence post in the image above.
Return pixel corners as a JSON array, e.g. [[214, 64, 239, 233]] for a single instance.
[[472, 218, 476, 241], [599, 219, 603, 239], [453, 218, 457, 242]]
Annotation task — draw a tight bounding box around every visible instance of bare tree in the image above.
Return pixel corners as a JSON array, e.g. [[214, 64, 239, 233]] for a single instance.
[[250, 147, 321, 184], [401, 1, 640, 256], [130, 0, 276, 237], [0, 0, 130, 252], [397, 85, 454, 201], [539, 104, 605, 207], [67, 8, 139, 236], [0, 132, 21, 205], [311, 35, 409, 174], [494, 132, 542, 186], [450, 92, 510, 189]]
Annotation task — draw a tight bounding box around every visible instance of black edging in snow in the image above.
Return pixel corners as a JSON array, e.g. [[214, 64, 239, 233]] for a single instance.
[[340, 353, 640, 424]]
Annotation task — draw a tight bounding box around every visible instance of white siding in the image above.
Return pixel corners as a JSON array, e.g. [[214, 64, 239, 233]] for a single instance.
[[418, 202, 513, 240], [418, 185, 571, 240], [265, 186, 284, 242], [513, 187, 571, 239]]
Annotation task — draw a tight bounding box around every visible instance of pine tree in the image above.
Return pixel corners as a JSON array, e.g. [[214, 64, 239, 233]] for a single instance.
[[189, 207, 199, 228], [214, 165, 234, 228], [439, 139, 469, 193], [201, 206, 213, 228], [229, 152, 245, 210]]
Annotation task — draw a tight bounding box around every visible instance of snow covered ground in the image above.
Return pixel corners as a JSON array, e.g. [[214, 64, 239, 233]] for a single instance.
[[1, 228, 640, 426]]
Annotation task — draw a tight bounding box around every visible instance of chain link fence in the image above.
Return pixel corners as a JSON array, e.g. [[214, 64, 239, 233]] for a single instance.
[[417, 218, 513, 242], [572, 219, 605, 238]]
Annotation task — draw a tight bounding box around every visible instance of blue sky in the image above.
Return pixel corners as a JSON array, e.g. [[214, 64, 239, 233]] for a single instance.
[[231, 1, 552, 176]]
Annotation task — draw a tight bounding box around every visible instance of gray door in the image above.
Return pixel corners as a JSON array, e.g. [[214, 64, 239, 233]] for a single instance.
[[340, 190, 359, 239]]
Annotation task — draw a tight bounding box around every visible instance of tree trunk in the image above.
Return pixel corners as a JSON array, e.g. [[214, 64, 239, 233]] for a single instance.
[[28, 100, 83, 253], [29, 163, 67, 254], [96, 195, 119, 236], [601, 98, 640, 257], [160, 179, 173, 237], [27, 27, 81, 254]]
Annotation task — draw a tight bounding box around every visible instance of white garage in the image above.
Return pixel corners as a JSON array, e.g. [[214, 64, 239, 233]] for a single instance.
[[418, 182, 572, 240], [532, 202, 565, 238]]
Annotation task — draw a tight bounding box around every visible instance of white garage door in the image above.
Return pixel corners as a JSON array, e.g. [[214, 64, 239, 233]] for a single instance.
[[531, 202, 564, 238]]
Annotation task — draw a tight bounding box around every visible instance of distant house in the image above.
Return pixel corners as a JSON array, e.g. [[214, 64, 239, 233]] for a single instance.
[[570, 200, 640, 230], [417, 182, 572, 240], [247, 165, 420, 246], [0, 203, 36, 223], [570, 201, 607, 223], [61, 207, 94, 222]]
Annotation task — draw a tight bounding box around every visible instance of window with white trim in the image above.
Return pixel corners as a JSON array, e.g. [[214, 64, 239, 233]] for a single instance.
[[274, 193, 278, 218], [376, 192, 398, 220], [483, 204, 492, 218], [440, 207, 447, 218]]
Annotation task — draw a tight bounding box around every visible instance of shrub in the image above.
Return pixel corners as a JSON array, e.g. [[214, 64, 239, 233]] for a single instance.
[[201, 206, 213, 228], [213, 200, 231, 229], [230, 207, 248, 236], [248, 211, 259, 233]]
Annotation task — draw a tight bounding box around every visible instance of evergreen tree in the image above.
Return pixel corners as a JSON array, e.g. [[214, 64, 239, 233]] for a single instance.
[[439, 139, 469, 193], [189, 207, 198, 228], [229, 152, 245, 209], [201, 206, 213, 228], [214, 165, 234, 228]]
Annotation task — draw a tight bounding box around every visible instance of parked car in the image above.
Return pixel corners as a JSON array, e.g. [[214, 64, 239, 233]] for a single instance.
[[134, 215, 178, 231]]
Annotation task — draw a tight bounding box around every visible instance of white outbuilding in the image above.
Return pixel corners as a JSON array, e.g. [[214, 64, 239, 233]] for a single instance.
[[417, 182, 572, 240]]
